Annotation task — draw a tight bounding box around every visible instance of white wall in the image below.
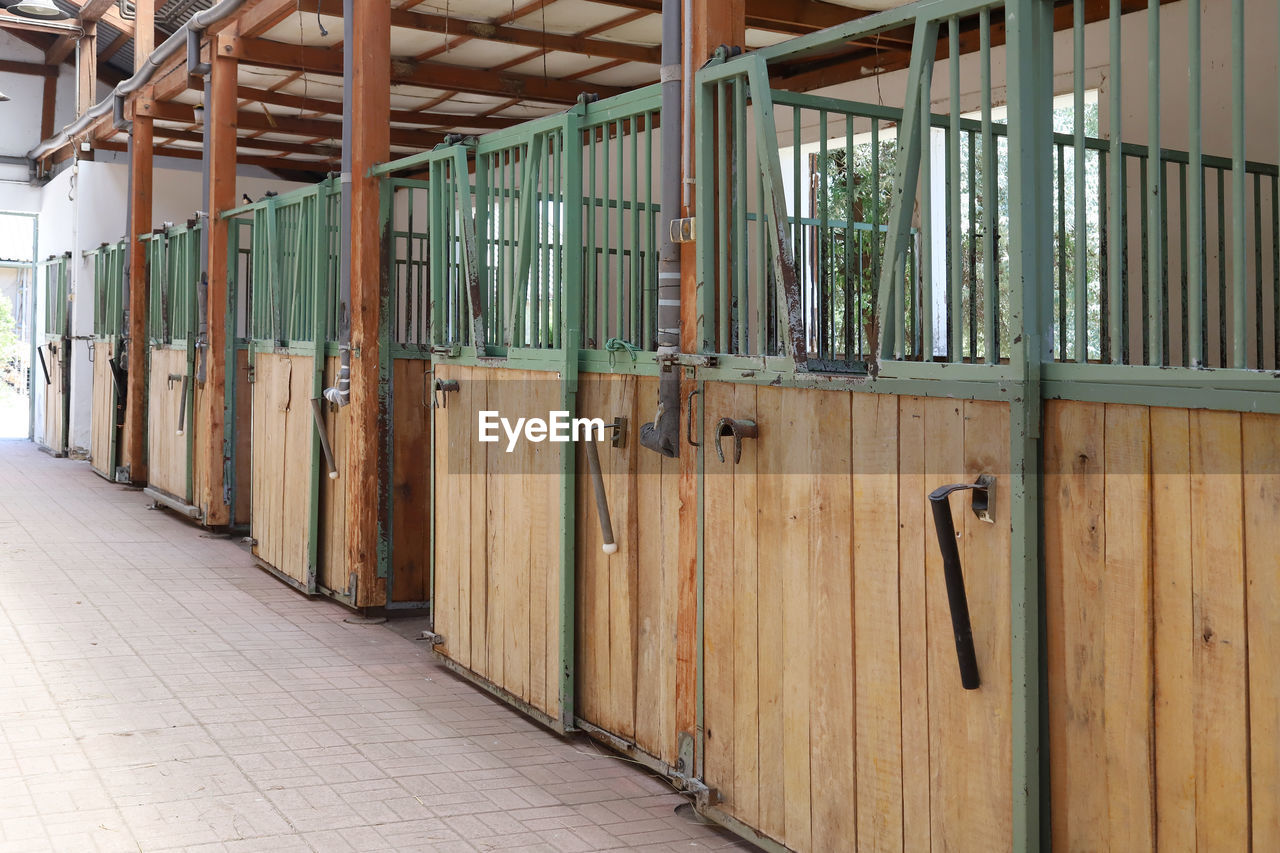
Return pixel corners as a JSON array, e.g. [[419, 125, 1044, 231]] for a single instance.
[[0, 30, 86, 187], [25, 156, 309, 452]]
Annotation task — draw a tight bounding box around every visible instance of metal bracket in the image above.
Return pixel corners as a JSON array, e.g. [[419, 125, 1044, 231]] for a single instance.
[[601, 416, 628, 449], [714, 418, 758, 464], [670, 217, 696, 243], [433, 378, 460, 409], [166, 372, 184, 390], [420, 631, 445, 645], [431, 344, 462, 358], [686, 388, 702, 447]]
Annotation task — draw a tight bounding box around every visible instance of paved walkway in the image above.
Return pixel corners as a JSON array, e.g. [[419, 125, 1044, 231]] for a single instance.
[[0, 439, 746, 853]]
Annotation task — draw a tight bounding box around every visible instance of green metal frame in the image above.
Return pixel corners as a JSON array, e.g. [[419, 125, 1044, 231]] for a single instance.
[[89, 239, 129, 479]]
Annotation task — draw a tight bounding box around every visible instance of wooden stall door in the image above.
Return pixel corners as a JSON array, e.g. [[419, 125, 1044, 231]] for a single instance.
[[699, 383, 1014, 852], [431, 363, 563, 724], [146, 347, 192, 502], [40, 341, 68, 455], [249, 352, 314, 586], [90, 341, 116, 477], [574, 373, 680, 767]]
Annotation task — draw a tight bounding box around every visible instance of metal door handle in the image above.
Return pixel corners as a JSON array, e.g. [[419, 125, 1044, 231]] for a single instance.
[[927, 474, 995, 691], [686, 388, 702, 447]]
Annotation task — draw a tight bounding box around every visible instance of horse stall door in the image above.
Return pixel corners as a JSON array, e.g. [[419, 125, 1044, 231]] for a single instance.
[[698, 384, 1014, 852], [574, 372, 680, 768], [430, 364, 564, 726], [146, 347, 192, 505], [89, 341, 116, 477], [388, 357, 431, 606]]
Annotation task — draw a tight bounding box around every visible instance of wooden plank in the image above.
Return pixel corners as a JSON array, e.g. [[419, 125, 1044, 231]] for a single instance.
[[234, 350, 251, 526], [849, 392, 898, 851], [391, 358, 430, 602], [432, 364, 459, 661], [76, 22, 97, 117], [702, 380, 736, 800], [284, 357, 313, 583], [1190, 410, 1249, 852], [1243, 412, 1280, 851], [1151, 406, 1195, 853], [134, 0, 154, 71], [485, 373, 507, 686], [924, 397, 966, 848], [730, 382, 759, 824], [607, 374, 639, 740], [809, 389, 854, 851], [959, 399, 1012, 850], [40, 72, 57, 143], [575, 374, 605, 726], [1043, 400, 1107, 850], [1102, 404, 1154, 849], [753, 384, 787, 842], [896, 396, 930, 852], [779, 388, 814, 850], [469, 367, 490, 673], [320, 357, 349, 593]]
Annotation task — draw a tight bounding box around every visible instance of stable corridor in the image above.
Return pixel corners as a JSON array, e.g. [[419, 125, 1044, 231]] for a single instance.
[[0, 439, 744, 853]]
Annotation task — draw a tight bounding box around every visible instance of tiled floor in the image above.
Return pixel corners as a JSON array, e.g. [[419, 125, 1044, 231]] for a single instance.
[[0, 439, 748, 853]]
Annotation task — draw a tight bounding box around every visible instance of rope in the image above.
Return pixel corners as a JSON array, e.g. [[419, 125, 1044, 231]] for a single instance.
[[604, 337, 640, 366]]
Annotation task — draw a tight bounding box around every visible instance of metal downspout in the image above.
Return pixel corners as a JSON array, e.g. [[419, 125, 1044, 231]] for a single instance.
[[323, 0, 355, 407], [639, 0, 682, 458]]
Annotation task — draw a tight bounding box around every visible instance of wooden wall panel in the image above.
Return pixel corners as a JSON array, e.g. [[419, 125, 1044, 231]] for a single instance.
[[41, 342, 65, 453], [391, 358, 431, 603], [702, 387, 1011, 852], [146, 348, 187, 499], [1046, 400, 1279, 851], [90, 342, 114, 476], [250, 353, 313, 585], [573, 374, 681, 765], [432, 364, 561, 721]]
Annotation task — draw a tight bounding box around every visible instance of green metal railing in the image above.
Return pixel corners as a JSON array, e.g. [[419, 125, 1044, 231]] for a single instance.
[[91, 239, 128, 339], [41, 253, 70, 338], [144, 220, 201, 346], [376, 85, 663, 357], [222, 179, 342, 348]]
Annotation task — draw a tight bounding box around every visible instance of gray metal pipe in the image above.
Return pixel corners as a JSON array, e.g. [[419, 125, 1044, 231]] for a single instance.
[[27, 0, 253, 162], [639, 0, 683, 459]]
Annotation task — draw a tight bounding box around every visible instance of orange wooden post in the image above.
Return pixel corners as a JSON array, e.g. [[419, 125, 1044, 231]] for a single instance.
[[344, 0, 392, 606], [123, 110, 153, 483], [134, 0, 154, 72], [77, 21, 97, 118], [201, 47, 238, 525]]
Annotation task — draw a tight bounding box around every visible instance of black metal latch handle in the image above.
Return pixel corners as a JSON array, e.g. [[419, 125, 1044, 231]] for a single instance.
[[927, 474, 995, 691], [714, 418, 757, 464], [432, 378, 460, 409]]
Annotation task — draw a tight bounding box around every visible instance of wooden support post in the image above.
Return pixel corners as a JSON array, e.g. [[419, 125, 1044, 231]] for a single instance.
[[201, 51, 238, 526], [123, 113, 153, 483], [344, 0, 392, 606], [77, 21, 97, 118], [134, 0, 154, 72], [40, 71, 57, 142], [677, 0, 744, 769]]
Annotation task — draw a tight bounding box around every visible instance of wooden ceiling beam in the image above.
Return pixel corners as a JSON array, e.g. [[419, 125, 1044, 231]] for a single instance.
[[221, 36, 627, 103], [142, 99, 444, 147], [151, 126, 342, 160], [96, 137, 333, 172], [234, 85, 522, 129], [297, 0, 660, 64], [586, 0, 869, 35]]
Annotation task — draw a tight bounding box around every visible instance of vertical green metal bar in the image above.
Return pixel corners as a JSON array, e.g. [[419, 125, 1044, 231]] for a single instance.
[[919, 46, 934, 362], [1273, 175, 1279, 369], [644, 111, 655, 350], [543, 134, 555, 347], [1161, 163, 1170, 364], [306, 181, 332, 594], [587, 129, 598, 346], [793, 104, 803, 339], [630, 115, 641, 346], [948, 15, 962, 362], [735, 84, 749, 355], [846, 115, 855, 362], [1108, 0, 1124, 362], [1005, 1, 1050, 849], [694, 69, 714, 353], [506, 150, 517, 345], [1255, 172, 1263, 367], [602, 124, 613, 342], [717, 81, 729, 351], [818, 109, 829, 360], [1146, 0, 1163, 364], [1187, 0, 1203, 365], [872, 117, 882, 358], [1179, 163, 1189, 366], [757, 155, 770, 355], [1057, 144, 1067, 361], [558, 107, 584, 731], [613, 120, 624, 344], [1230, 0, 1246, 368], [981, 10, 996, 364], [1140, 157, 1149, 363], [1073, 0, 1087, 362], [1218, 167, 1227, 367]]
